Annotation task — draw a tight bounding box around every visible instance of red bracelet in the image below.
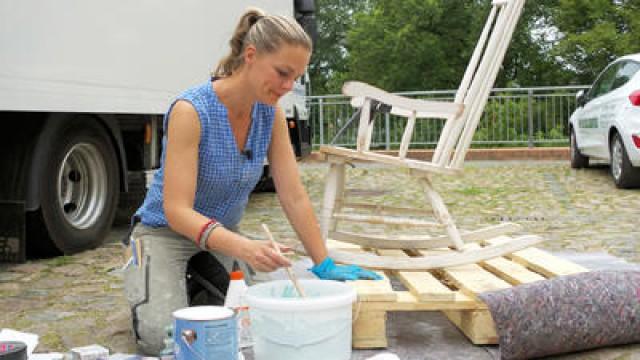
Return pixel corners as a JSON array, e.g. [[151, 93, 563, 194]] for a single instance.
[[196, 219, 215, 247]]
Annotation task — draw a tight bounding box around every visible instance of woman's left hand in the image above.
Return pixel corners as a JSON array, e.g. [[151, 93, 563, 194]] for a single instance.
[[310, 257, 382, 281]]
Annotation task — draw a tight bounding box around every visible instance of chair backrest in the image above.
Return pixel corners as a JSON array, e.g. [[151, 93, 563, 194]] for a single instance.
[[347, 0, 524, 169], [435, 0, 526, 169]]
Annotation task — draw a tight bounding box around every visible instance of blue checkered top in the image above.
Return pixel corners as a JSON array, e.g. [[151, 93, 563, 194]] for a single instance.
[[136, 80, 275, 228]]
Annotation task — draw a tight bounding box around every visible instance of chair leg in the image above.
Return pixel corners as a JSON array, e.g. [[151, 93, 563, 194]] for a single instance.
[[420, 176, 465, 250], [320, 162, 346, 242]]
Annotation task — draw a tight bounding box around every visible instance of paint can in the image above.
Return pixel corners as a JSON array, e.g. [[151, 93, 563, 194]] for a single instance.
[[173, 306, 237, 360], [0, 342, 27, 360]]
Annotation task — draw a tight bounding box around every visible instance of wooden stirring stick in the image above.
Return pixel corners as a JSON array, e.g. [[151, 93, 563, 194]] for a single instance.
[[262, 224, 306, 298]]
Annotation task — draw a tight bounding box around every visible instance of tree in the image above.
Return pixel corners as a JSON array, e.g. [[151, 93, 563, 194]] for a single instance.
[[551, 0, 640, 83], [308, 0, 372, 94], [340, 0, 486, 92]]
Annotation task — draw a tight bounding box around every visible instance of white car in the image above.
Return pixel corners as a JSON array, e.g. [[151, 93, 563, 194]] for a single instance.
[[569, 53, 640, 188]]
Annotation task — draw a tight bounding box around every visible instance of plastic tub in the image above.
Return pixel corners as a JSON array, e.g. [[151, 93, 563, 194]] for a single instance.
[[246, 279, 357, 360]]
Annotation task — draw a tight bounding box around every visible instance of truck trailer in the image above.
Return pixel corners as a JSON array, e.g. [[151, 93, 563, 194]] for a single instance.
[[0, 0, 315, 261]]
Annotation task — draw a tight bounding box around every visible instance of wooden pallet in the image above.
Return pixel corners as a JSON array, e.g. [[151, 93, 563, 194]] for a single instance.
[[330, 236, 590, 348]]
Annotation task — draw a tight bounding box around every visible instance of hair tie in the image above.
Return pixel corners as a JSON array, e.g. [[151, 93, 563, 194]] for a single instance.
[[250, 15, 264, 27]]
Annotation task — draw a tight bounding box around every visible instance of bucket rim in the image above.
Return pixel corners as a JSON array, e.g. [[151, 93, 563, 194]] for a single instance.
[[172, 305, 234, 321], [245, 279, 356, 311]]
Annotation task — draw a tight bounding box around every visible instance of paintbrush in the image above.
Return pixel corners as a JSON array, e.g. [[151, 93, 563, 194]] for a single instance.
[[262, 224, 306, 298]]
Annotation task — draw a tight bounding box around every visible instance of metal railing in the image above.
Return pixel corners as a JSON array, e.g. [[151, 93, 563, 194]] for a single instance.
[[307, 85, 589, 150]]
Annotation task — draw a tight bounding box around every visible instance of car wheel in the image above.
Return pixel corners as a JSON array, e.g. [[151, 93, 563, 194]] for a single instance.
[[39, 119, 119, 253], [570, 128, 589, 169], [610, 132, 640, 188]]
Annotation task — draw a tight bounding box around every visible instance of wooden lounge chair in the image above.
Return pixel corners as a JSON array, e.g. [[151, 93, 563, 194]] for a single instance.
[[318, 0, 537, 270]]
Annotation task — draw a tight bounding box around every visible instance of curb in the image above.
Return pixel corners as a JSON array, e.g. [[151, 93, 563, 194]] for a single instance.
[[301, 147, 570, 162]]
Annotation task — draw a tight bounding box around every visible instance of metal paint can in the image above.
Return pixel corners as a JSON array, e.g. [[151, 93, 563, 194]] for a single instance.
[[173, 306, 237, 360], [0, 342, 27, 360]]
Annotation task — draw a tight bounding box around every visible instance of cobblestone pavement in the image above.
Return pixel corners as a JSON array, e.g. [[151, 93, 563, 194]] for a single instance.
[[0, 161, 639, 356]]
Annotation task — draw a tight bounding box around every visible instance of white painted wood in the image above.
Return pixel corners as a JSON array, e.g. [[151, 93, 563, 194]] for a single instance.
[[315, 0, 526, 265], [420, 176, 465, 249], [452, 0, 525, 167], [357, 98, 372, 152], [318, 146, 461, 175], [341, 202, 434, 216], [327, 235, 544, 270], [399, 110, 416, 159], [320, 163, 342, 242], [332, 213, 443, 227], [329, 222, 521, 249], [343, 81, 464, 118]]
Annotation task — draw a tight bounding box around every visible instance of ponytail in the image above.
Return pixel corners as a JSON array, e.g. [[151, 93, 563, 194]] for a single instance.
[[214, 7, 312, 77]]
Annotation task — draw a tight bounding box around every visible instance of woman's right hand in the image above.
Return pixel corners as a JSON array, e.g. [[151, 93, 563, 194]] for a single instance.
[[240, 239, 292, 272]]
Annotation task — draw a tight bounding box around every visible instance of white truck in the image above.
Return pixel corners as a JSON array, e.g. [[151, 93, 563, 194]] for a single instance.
[[0, 0, 315, 261]]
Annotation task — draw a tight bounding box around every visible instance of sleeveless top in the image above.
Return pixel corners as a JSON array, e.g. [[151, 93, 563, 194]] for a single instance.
[[136, 79, 276, 229]]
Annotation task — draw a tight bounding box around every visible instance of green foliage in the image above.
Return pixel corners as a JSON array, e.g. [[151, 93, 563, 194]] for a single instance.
[[551, 0, 640, 83], [342, 0, 485, 91], [309, 0, 640, 93], [308, 0, 372, 94]]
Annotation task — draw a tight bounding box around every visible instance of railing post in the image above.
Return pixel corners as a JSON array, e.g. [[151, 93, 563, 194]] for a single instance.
[[318, 98, 324, 146], [385, 113, 391, 150], [527, 89, 534, 148]]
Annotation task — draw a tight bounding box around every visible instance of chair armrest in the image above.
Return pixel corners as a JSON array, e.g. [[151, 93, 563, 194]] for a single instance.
[[343, 81, 463, 118]]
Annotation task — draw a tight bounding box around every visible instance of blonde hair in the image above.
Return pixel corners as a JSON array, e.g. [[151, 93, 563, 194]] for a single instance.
[[214, 7, 312, 77]]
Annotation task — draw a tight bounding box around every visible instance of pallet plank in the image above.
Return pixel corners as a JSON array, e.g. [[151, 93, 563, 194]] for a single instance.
[[327, 235, 589, 348], [467, 242, 546, 285], [484, 236, 588, 277], [420, 248, 511, 300], [378, 249, 456, 302]]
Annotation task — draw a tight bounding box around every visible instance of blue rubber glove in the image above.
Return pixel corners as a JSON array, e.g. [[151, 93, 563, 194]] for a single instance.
[[310, 257, 382, 281]]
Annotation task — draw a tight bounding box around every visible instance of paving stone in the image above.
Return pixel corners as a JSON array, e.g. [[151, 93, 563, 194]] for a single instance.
[[9, 263, 49, 274], [50, 264, 87, 277], [0, 272, 23, 282]]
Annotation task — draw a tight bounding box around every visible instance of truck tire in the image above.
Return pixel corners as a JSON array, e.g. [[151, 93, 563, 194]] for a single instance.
[[38, 119, 119, 254]]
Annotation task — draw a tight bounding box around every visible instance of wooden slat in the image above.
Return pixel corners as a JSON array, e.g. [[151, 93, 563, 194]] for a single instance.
[[319, 146, 460, 175], [333, 212, 443, 227], [326, 239, 362, 252], [343, 81, 464, 118], [329, 222, 521, 250], [378, 249, 456, 302], [484, 237, 588, 277], [420, 248, 511, 300], [359, 291, 482, 312], [327, 235, 543, 270], [342, 202, 433, 216], [325, 240, 397, 302], [465, 243, 545, 285]]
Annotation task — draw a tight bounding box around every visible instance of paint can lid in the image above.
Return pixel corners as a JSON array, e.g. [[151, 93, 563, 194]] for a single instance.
[[173, 305, 234, 321]]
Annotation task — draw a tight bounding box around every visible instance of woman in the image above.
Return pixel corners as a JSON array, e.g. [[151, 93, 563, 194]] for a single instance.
[[123, 7, 380, 354]]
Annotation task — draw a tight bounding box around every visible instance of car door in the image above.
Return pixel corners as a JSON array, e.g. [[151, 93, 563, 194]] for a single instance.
[[576, 62, 621, 158], [602, 61, 640, 158]]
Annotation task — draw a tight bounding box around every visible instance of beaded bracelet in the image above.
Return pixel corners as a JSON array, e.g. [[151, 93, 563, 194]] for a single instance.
[[199, 220, 223, 251]]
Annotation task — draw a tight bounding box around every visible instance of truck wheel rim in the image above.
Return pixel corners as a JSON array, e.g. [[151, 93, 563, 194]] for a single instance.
[[57, 143, 107, 229], [612, 138, 623, 180]]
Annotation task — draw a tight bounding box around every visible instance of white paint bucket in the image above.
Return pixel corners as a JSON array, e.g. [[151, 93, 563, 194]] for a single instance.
[[246, 279, 356, 360], [172, 306, 237, 360]]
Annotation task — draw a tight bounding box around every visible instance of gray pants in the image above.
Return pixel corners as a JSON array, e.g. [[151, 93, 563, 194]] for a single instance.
[[122, 223, 253, 355]]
